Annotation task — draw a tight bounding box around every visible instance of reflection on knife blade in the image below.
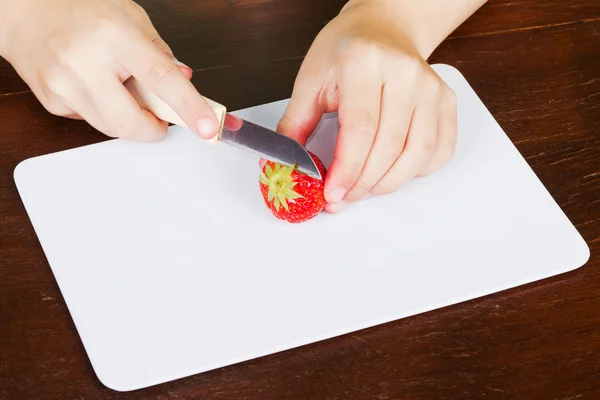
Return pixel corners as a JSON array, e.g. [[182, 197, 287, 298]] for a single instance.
[[220, 114, 322, 180]]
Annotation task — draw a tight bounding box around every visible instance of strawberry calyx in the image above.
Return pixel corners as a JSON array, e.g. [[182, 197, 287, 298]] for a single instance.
[[259, 162, 303, 211]]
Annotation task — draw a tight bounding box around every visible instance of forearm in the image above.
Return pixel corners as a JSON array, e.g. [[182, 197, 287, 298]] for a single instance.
[[0, 2, 10, 57], [342, 0, 488, 59], [0, 0, 26, 59]]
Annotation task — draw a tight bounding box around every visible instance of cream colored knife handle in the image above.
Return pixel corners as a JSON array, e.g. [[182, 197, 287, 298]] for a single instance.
[[124, 78, 227, 143]]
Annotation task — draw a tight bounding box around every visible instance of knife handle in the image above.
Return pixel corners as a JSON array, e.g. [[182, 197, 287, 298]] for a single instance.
[[124, 78, 227, 143]]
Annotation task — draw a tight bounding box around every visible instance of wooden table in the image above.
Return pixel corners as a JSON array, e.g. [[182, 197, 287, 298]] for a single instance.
[[1, 1, 599, 398]]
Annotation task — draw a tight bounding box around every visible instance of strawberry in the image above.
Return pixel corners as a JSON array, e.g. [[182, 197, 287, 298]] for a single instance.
[[259, 151, 327, 223]]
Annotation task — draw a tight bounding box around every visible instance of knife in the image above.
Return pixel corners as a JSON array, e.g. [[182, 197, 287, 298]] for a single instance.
[[124, 79, 322, 180]]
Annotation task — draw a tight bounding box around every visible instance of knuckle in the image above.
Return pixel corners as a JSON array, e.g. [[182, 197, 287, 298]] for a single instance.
[[441, 138, 457, 160], [50, 17, 120, 67], [276, 114, 306, 141], [147, 62, 177, 85], [276, 114, 294, 132], [444, 91, 458, 115], [332, 155, 363, 184], [371, 170, 411, 195], [340, 38, 383, 64], [126, 0, 152, 21], [152, 36, 172, 55], [386, 131, 407, 151], [446, 87, 458, 108], [397, 55, 422, 79], [48, 35, 82, 68], [44, 71, 71, 98], [346, 113, 379, 137], [112, 117, 137, 139], [418, 167, 434, 177], [87, 15, 124, 43], [421, 137, 437, 155], [355, 176, 373, 191], [370, 182, 396, 196], [355, 179, 373, 192], [446, 125, 458, 147], [348, 179, 373, 199], [42, 100, 69, 117], [344, 165, 364, 184], [426, 74, 443, 95], [133, 1, 149, 16]]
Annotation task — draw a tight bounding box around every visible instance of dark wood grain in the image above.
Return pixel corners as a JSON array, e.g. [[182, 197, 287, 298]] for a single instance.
[[1, 1, 599, 399]]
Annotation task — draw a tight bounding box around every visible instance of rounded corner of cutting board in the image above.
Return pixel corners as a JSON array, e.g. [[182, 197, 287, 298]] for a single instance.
[[13, 157, 35, 186], [92, 367, 141, 393], [574, 238, 592, 270]]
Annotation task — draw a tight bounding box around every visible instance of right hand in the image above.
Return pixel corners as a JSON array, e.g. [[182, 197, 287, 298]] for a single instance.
[[0, 0, 219, 141]]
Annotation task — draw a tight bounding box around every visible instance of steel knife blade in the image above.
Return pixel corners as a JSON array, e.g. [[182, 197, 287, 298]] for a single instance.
[[125, 79, 322, 180], [220, 114, 320, 179]]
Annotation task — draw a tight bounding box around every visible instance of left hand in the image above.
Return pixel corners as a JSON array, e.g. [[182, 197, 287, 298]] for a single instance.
[[276, 0, 458, 213]]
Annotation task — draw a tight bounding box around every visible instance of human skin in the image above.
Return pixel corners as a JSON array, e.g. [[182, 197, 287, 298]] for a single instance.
[[0, 0, 219, 142], [275, 0, 488, 213], [0, 0, 487, 213]]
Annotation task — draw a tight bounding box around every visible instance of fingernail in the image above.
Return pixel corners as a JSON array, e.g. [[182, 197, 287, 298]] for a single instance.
[[196, 117, 217, 139], [328, 201, 347, 214], [328, 187, 346, 203], [172, 59, 192, 78], [173, 59, 190, 69]]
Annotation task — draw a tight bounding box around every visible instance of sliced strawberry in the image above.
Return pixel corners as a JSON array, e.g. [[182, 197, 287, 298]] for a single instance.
[[259, 151, 327, 223]]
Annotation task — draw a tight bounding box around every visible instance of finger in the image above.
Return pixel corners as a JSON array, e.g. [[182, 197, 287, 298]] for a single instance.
[[36, 86, 80, 119], [122, 35, 219, 140], [150, 36, 193, 80], [124, 5, 194, 81], [324, 64, 382, 205], [419, 88, 458, 176], [175, 60, 193, 80], [277, 74, 329, 146], [370, 92, 440, 196], [143, 30, 193, 79], [343, 80, 415, 203], [150, 35, 174, 58], [125, 0, 172, 56], [47, 73, 113, 135], [265, 73, 327, 169], [128, 6, 193, 79], [42, 100, 81, 120], [64, 91, 111, 137], [63, 112, 84, 120], [88, 76, 168, 142]]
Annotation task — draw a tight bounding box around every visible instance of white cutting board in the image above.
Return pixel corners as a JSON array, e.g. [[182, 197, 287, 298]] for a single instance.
[[13, 64, 590, 391]]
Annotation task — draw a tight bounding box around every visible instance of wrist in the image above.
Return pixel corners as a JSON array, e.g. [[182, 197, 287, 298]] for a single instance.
[[339, 0, 434, 59], [340, 0, 485, 60]]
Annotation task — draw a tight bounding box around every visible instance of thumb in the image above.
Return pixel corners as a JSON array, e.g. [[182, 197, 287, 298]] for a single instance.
[[259, 84, 325, 170], [276, 81, 327, 146]]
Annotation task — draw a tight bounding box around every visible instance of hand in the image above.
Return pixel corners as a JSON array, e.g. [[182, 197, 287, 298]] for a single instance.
[[277, 0, 459, 213], [0, 0, 219, 141]]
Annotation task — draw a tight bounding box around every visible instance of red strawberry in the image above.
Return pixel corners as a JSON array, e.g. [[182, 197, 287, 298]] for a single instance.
[[259, 151, 327, 223]]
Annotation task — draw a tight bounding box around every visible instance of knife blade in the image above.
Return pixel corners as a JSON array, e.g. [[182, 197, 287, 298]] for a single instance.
[[125, 79, 322, 180]]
